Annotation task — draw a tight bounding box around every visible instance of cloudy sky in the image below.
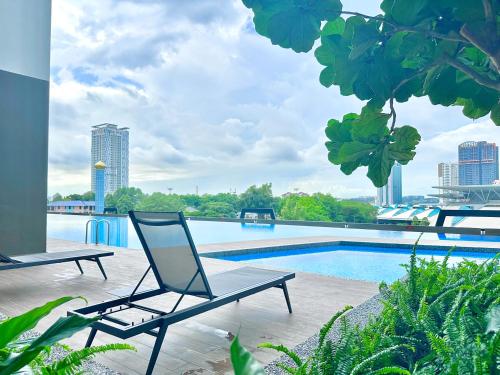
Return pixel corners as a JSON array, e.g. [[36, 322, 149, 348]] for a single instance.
[[48, 0, 500, 198]]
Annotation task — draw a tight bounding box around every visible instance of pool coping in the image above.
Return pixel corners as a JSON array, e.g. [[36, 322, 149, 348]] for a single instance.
[[199, 235, 500, 258]]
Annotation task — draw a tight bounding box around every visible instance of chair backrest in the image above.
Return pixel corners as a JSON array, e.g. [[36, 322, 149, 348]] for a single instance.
[[129, 211, 213, 299]]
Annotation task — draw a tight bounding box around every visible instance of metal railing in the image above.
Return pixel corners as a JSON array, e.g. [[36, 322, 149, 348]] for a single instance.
[[85, 219, 111, 245]]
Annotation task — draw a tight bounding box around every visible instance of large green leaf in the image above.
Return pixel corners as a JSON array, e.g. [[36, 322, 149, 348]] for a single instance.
[[243, 0, 342, 53], [230, 336, 265, 375], [367, 144, 394, 188], [338, 142, 377, 163], [349, 21, 380, 60], [0, 315, 97, 375], [0, 296, 84, 349], [382, 0, 430, 26], [388, 126, 421, 164]]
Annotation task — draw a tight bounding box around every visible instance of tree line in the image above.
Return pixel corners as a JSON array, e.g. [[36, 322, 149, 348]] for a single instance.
[[50, 183, 377, 223]]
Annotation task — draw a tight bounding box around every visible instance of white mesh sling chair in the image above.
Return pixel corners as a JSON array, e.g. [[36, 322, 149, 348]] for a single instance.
[[70, 211, 295, 374]]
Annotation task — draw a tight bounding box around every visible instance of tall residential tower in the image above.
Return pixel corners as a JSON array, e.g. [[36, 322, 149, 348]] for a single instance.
[[458, 141, 498, 185], [91, 124, 129, 195], [376, 162, 402, 206], [437, 162, 459, 204]]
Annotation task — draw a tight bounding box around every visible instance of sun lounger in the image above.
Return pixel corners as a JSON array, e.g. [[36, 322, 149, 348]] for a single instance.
[[0, 249, 113, 279], [71, 211, 294, 375]]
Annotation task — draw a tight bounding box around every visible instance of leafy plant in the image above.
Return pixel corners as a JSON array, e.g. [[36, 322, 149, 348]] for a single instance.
[[230, 244, 499, 374], [242, 0, 500, 186], [0, 296, 134, 374]]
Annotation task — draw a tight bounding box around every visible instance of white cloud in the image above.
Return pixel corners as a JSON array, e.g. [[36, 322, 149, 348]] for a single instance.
[[47, 0, 500, 198]]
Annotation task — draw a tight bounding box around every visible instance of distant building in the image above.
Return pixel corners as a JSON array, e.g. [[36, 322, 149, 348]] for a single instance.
[[438, 162, 459, 203], [376, 162, 402, 206], [47, 201, 95, 214], [458, 141, 498, 185], [94, 161, 106, 214], [91, 123, 129, 195], [430, 184, 500, 204]]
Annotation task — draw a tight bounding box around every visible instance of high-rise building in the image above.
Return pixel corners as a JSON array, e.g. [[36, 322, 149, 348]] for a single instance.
[[458, 141, 498, 185], [376, 162, 402, 206], [91, 124, 129, 195], [437, 162, 459, 204]]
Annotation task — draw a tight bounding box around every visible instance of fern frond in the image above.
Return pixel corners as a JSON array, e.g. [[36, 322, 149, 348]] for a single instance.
[[43, 343, 135, 373], [318, 305, 353, 349], [258, 343, 303, 367]]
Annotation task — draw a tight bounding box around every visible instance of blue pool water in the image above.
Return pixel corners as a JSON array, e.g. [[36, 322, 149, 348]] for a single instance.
[[47, 214, 500, 249], [216, 245, 495, 283]]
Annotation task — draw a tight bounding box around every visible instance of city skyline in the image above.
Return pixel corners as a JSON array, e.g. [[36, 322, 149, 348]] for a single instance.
[[46, 1, 500, 197]]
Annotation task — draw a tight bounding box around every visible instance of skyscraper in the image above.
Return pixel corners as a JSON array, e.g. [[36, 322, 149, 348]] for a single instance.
[[438, 162, 459, 204], [376, 162, 402, 206], [458, 141, 499, 185], [91, 124, 129, 195]]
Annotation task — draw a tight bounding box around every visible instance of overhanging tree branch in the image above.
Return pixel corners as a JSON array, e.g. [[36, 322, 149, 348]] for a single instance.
[[444, 56, 500, 91], [340, 11, 469, 44]]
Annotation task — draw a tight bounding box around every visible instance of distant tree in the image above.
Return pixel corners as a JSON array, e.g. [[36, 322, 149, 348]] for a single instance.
[[279, 193, 377, 223], [181, 194, 203, 208], [242, 0, 500, 187], [337, 200, 377, 223], [64, 193, 83, 201], [239, 183, 275, 209], [411, 216, 430, 226], [198, 202, 237, 218], [51, 193, 63, 202], [136, 192, 185, 212], [279, 195, 331, 221], [81, 191, 95, 201], [105, 187, 144, 214]]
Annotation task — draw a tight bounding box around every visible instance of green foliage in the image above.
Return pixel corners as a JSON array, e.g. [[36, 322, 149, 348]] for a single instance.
[[50, 193, 63, 202], [239, 183, 277, 210], [0, 296, 133, 374], [105, 187, 145, 214], [411, 216, 430, 226], [231, 246, 500, 374], [39, 343, 135, 374], [279, 193, 377, 223], [197, 202, 237, 218], [135, 192, 185, 212], [231, 335, 265, 375], [243, 0, 500, 186]]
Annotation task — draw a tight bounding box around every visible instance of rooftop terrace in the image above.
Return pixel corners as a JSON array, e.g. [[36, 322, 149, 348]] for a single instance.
[[0, 237, 380, 374]]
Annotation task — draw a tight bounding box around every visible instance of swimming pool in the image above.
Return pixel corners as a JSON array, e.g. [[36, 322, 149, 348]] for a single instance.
[[47, 214, 500, 249], [215, 245, 496, 283]]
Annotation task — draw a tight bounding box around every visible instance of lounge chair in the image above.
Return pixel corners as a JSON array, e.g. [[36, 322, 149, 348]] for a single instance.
[[71, 211, 295, 375], [0, 249, 113, 279]]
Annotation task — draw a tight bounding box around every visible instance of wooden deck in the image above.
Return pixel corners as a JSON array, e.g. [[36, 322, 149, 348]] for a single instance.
[[0, 238, 379, 374]]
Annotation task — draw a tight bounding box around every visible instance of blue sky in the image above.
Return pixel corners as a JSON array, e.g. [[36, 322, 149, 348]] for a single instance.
[[47, 0, 500, 197]]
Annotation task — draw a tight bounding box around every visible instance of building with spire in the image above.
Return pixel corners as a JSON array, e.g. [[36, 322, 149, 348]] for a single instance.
[[94, 161, 106, 214], [91, 123, 129, 195]]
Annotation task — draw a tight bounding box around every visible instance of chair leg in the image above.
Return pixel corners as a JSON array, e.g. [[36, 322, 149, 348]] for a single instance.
[[146, 323, 168, 375], [85, 328, 98, 348], [95, 258, 108, 280], [75, 260, 84, 274], [282, 282, 292, 313]]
